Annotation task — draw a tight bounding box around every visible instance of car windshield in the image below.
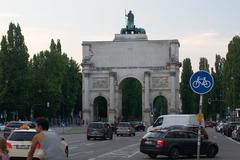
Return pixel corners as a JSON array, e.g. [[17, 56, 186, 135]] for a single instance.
[[88, 123, 103, 128], [8, 131, 36, 141], [143, 131, 165, 139], [118, 123, 130, 127]]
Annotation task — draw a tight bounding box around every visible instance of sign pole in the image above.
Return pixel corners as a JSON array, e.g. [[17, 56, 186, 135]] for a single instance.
[[197, 95, 203, 160]]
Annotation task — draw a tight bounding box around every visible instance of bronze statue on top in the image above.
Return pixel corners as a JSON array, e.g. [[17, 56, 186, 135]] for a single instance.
[[120, 10, 146, 34]]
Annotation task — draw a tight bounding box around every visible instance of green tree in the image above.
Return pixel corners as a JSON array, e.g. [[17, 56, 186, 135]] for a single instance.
[[223, 36, 240, 114], [199, 57, 211, 119], [180, 58, 197, 113], [0, 23, 29, 120], [209, 55, 225, 120]]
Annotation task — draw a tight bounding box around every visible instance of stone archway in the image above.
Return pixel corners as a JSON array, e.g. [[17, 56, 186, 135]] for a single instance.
[[152, 96, 168, 121], [93, 96, 108, 121], [118, 77, 142, 121]]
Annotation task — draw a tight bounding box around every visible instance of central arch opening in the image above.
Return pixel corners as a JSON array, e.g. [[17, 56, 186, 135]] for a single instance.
[[153, 96, 168, 121], [119, 77, 142, 121], [93, 96, 107, 121]]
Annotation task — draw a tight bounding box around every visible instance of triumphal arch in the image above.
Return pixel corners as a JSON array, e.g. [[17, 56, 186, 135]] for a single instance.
[[81, 11, 181, 125]]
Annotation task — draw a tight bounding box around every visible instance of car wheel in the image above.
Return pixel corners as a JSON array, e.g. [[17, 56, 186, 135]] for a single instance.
[[169, 147, 180, 160], [65, 147, 69, 157], [207, 146, 217, 158], [87, 136, 90, 140], [117, 134, 119, 136], [133, 133, 135, 136], [148, 154, 157, 158]]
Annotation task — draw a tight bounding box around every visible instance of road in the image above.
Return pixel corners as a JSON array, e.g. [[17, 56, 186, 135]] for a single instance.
[[63, 128, 240, 160]]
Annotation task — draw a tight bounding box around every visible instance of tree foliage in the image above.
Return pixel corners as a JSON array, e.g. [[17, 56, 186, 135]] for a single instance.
[[180, 58, 198, 113]]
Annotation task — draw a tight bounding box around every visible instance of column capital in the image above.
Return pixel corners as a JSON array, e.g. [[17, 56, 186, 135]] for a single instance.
[[109, 72, 117, 78], [144, 71, 151, 76]]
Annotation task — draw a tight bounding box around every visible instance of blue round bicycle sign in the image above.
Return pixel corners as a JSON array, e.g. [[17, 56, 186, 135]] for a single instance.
[[189, 70, 214, 95]]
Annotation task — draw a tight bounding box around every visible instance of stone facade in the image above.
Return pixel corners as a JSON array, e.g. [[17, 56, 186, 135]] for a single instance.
[[81, 34, 181, 125]]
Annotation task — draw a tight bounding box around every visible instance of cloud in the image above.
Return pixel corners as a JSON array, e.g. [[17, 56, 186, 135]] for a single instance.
[[0, 12, 22, 18]]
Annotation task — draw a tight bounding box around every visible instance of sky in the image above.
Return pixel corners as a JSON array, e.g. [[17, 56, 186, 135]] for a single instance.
[[0, 0, 240, 71]]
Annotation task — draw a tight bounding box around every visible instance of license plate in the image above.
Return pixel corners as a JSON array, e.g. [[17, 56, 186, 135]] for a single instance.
[[16, 145, 30, 149], [145, 141, 152, 144]]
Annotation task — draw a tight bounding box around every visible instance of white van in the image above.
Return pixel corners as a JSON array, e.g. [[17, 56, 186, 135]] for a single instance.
[[147, 114, 203, 132]]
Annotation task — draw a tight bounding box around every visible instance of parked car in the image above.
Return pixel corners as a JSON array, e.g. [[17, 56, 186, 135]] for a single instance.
[[205, 121, 214, 128], [6, 128, 68, 159], [131, 121, 146, 131], [3, 121, 35, 138], [116, 122, 135, 136], [232, 125, 240, 140], [223, 122, 240, 137], [87, 122, 113, 140], [140, 129, 218, 159], [167, 125, 209, 139]]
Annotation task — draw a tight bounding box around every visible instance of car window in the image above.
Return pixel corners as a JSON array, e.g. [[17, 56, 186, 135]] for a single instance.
[[8, 131, 36, 141], [7, 123, 23, 128], [175, 131, 188, 138], [143, 131, 165, 139], [118, 123, 130, 127], [187, 132, 198, 138], [153, 117, 163, 127], [165, 132, 176, 138], [88, 123, 103, 128]]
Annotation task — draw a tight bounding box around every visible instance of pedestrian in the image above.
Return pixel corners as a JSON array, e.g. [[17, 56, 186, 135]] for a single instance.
[[27, 118, 67, 160], [0, 137, 9, 160]]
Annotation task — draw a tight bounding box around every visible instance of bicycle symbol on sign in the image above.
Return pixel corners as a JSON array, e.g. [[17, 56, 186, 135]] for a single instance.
[[192, 76, 211, 88]]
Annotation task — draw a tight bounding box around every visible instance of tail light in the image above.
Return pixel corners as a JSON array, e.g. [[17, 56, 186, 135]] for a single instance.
[[36, 143, 41, 149], [155, 139, 165, 148], [6, 142, 12, 149]]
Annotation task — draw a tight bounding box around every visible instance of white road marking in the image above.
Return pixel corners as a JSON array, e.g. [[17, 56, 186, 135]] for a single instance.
[[226, 136, 240, 145], [127, 150, 140, 158], [70, 151, 94, 157], [85, 143, 95, 146]]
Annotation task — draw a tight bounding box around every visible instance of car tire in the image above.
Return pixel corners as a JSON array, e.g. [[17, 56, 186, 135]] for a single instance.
[[87, 136, 90, 140], [133, 133, 135, 136], [148, 154, 157, 158], [169, 147, 180, 160], [117, 134, 119, 136], [207, 145, 217, 158]]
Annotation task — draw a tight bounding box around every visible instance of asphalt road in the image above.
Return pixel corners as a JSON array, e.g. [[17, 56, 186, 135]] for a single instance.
[[63, 128, 240, 160], [1, 127, 239, 160]]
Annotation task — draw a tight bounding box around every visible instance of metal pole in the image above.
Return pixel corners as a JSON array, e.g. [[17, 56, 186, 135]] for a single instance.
[[197, 95, 203, 160]]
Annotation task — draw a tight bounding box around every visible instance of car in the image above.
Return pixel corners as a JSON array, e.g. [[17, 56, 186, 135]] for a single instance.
[[116, 122, 135, 136], [3, 121, 35, 138], [140, 129, 218, 159], [0, 123, 6, 131], [205, 121, 214, 128], [87, 122, 113, 140], [147, 114, 202, 132], [232, 125, 240, 140], [6, 128, 68, 160], [166, 125, 209, 139], [131, 121, 146, 131], [223, 122, 240, 137]]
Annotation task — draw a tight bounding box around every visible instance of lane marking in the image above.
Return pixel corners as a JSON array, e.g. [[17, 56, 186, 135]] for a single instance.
[[70, 151, 94, 157], [85, 143, 95, 146], [226, 136, 240, 145], [127, 150, 140, 158]]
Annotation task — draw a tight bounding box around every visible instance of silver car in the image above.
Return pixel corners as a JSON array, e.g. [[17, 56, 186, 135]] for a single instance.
[[116, 122, 135, 136]]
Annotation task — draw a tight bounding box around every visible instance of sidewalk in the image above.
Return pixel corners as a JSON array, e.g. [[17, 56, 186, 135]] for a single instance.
[[52, 125, 87, 135]]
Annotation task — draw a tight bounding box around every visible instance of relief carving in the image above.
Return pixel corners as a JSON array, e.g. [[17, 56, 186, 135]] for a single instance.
[[92, 77, 109, 89], [152, 77, 169, 88]]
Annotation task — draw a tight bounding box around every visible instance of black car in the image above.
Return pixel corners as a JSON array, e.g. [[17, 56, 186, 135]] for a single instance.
[[131, 121, 146, 131], [140, 129, 218, 159], [167, 125, 209, 139], [87, 122, 113, 140]]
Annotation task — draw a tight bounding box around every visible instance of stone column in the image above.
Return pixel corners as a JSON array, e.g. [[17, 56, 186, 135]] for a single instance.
[[82, 72, 91, 125], [143, 71, 151, 126], [108, 72, 116, 123], [169, 69, 176, 113]]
